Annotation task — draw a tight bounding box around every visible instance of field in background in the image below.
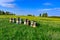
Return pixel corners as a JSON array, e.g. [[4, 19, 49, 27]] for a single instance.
[[0, 15, 60, 40]]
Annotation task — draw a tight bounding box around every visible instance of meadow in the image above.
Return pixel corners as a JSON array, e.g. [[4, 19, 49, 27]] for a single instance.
[[0, 15, 60, 40]]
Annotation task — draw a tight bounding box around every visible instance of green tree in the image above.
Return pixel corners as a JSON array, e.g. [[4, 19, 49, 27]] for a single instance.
[[2, 11, 5, 15], [27, 14, 33, 16], [42, 13, 48, 17], [0, 10, 15, 15], [0, 10, 5, 15], [5, 11, 10, 15], [39, 13, 41, 17], [0, 10, 2, 15]]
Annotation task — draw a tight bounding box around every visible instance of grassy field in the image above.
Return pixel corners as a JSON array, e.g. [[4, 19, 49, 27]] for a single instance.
[[0, 15, 60, 40]]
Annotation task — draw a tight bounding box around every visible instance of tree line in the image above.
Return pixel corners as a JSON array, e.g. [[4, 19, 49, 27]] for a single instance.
[[0, 10, 48, 17], [39, 13, 48, 17], [1, 10, 59, 18], [0, 10, 15, 15]]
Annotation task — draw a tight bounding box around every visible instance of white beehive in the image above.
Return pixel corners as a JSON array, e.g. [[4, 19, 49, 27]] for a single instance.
[[33, 21, 36, 27], [30, 21, 34, 27]]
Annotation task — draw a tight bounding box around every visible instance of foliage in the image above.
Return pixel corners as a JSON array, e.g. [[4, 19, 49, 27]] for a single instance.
[[41, 13, 48, 17], [27, 14, 35, 16], [0, 10, 15, 15], [39, 13, 41, 17]]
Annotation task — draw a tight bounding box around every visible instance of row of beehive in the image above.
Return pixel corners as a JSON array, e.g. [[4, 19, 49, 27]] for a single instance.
[[9, 17, 37, 27]]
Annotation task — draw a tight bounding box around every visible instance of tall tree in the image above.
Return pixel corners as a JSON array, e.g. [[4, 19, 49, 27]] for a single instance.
[[0, 10, 5, 15], [5, 11, 10, 15], [39, 13, 41, 17], [42, 13, 48, 17]]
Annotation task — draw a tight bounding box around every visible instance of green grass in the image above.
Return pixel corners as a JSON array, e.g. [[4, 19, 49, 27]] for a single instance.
[[0, 15, 60, 40]]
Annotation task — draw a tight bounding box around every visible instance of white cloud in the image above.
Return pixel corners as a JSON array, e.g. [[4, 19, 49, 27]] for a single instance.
[[54, 8, 60, 10], [0, 0, 15, 8], [43, 3, 52, 6], [38, 9, 52, 12], [37, 8, 60, 16], [0, 0, 15, 3], [38, 8, 60, 11]]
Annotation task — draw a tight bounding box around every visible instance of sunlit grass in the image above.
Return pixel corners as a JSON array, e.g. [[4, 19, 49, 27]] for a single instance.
[[0, 15, 60, 40]]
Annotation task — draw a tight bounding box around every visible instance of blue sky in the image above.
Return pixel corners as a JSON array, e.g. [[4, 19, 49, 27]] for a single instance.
[[0, 0, 60, 16]]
